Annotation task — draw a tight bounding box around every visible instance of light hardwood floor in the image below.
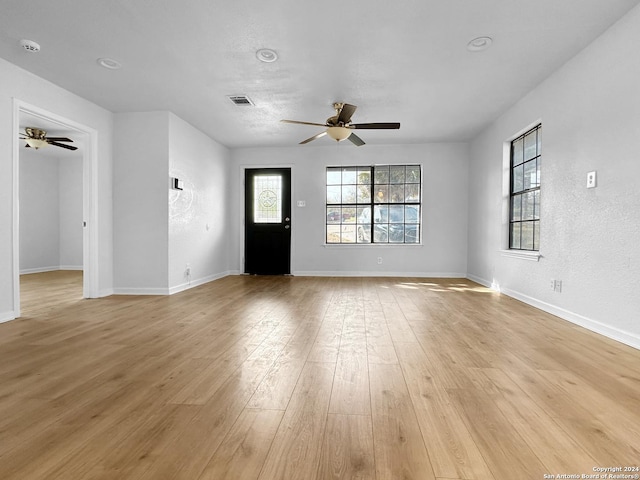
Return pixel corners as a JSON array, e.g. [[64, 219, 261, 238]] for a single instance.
[[1, 271, 639, 479]]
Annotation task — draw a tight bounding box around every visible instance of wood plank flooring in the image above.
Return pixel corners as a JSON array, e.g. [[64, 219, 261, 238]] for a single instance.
[[1, 271, 639, 479]]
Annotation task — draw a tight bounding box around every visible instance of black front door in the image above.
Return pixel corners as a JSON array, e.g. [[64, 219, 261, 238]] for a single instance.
[[244, 168, 291, 275]]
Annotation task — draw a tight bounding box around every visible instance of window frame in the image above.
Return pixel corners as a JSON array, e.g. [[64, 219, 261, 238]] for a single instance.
[[509, 124, 541, 251], [325, 164, 422, 245]]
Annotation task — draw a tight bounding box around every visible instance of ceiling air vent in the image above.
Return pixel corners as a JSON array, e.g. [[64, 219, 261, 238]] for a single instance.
[[228, 95, 254, 106]]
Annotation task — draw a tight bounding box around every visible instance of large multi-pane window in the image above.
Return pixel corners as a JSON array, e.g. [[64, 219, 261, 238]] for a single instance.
[[326, 165, 421, 244], [510, 125, 541, 251]]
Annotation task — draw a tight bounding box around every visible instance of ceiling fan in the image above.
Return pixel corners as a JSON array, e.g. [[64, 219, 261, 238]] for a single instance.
[[281, 102, 400, 146], [19, 127, 78, 151]]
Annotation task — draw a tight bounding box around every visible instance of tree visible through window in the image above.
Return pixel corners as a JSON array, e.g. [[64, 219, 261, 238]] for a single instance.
[[326, 165, 421, 244], [510, 125, 541, 251]]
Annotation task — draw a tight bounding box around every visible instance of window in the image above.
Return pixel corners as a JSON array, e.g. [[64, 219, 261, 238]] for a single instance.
[[253, 175, 282, 223], [326, 165, 421, 244], [509, 125, 541, 251]]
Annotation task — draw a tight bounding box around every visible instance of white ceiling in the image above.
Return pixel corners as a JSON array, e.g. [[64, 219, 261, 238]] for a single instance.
[[2, 0, 639, 149]]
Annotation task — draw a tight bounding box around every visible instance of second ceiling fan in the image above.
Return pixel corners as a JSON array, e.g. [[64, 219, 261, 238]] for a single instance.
[[20, 127, 78, 151], [281, 102, 400, 146]]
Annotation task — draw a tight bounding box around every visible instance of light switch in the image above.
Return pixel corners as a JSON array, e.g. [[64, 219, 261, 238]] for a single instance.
[[587, 171, 597, 188]]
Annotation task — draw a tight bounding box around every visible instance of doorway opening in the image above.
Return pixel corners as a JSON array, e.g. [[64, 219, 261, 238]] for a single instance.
[[12, 100, 99, 319]]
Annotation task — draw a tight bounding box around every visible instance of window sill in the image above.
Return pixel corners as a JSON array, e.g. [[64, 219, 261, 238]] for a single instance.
[[500, 249, 541, 262], [324, 243, 423, 247]]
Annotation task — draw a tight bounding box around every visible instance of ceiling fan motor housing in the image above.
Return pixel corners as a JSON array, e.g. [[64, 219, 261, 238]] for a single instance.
[[26, 127, 47, 139]]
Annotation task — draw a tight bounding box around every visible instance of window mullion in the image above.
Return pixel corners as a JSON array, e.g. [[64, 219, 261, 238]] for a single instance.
[[369, 166, 375, 243]]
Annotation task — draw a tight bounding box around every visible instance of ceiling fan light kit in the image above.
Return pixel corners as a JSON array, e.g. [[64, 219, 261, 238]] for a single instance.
[[25, 138, 48, 149], [327, 126, 352, 142], [281, 102, 400, 146]]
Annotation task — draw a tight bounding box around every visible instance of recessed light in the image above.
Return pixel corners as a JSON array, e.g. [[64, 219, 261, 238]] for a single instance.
[[467, 36, 493, 52], [20, 39, 41, 53], [256, 48, 278, 63], [97, 57, 122, 69]]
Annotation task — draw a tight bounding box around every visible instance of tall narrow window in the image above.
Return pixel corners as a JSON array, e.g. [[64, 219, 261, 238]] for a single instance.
[[326, 165, 421, 244], [510, 125, 541, 250]]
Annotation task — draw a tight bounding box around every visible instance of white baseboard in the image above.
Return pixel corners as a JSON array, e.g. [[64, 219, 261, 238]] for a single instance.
[[293, 271, 468, 278], [112, 287, 171, 295], [98, 288, 114, 298], [168, 271, 231, 295], [467, 274, 640, 351], [0, 311, 16, 324], [113, 271, 234, 296], [20, 266, 83, 275], [20, 266, 60, 275]]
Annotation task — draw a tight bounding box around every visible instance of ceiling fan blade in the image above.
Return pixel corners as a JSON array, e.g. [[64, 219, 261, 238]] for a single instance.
[[47, 141, 78, 151], [337, 103, 357, 124], [300, 131, 327, 145], [348, 133, 365, 146], [46, 137, 74, 142], [351, 122, 400, 129], [281, 119, 327, 127]]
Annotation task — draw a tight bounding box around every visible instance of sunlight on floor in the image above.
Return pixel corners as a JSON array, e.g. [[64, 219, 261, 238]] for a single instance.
[[394, 281, 497, 294]]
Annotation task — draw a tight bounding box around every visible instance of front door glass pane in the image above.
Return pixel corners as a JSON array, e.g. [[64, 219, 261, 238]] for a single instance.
[[254, 175, 282, 223]]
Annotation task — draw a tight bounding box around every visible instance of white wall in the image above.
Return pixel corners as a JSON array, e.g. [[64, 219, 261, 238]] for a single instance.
[[58, 156, 83, 268], [231, 143, 469, 276], [113, 112, 170, 293], [168, 113, 231, 292], [0, 57, 113, 320], [113, 111, 231, 294], [19, 150, 60, 272], [467, 5, 640, 348], [19, 150, 83, 273]]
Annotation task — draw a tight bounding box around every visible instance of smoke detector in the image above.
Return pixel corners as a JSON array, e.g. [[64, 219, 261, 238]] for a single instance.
[[20, 39, 41, 53]]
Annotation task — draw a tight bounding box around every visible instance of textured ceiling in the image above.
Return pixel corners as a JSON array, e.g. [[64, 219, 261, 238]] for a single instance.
[[2, 0, 639, 148]]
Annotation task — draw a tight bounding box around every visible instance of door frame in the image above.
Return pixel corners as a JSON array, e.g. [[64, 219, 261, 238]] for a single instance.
[[12, 99, 100, 318], [239, 164, 295, 275]]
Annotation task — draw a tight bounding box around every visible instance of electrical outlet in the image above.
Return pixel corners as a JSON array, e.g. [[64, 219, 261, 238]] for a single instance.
[[377, 257, 383, 265], [185, 263, 191, 276], [587, 171, 597, 188], [550, 279, 556, 290]]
